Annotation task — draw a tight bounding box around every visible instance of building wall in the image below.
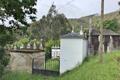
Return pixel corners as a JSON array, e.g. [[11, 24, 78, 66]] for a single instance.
[[8, 51, 45, 73], [60, 39, 87, 74]]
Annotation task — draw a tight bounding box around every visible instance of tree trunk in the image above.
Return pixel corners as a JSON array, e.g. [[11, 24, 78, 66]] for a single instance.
[[99, 0, 104, 62]]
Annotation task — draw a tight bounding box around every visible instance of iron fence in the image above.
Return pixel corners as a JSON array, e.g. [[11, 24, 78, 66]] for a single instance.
[[32, 56, 60, 76]]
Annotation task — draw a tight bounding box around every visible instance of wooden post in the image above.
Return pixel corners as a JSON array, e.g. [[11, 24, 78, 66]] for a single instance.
[[32, 58, 34, 74], [99, 0, 104, 62], [88, 17, 92, 55]]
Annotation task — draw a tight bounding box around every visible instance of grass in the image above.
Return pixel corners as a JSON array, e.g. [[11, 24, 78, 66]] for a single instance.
[[45, 59, 60, 71], [2, 51, 120, 80], [1, 71, 58, 80]]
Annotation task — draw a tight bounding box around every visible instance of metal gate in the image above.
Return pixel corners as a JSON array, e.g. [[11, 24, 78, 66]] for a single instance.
[[32, 54, 60, 76]]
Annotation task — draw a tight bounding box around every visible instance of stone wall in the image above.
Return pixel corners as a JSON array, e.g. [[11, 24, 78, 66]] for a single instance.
[[7, 51, 45, 73]]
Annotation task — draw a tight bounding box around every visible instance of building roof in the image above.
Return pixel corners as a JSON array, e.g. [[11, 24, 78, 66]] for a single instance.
[[61, 32, 86, 39], [91, 29, 120, 36]]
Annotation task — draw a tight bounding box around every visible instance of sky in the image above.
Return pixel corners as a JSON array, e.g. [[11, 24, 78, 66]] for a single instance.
[[36, 0, 120, 20]]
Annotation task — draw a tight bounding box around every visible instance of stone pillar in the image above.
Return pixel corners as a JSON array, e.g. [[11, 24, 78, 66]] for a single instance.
[[27, 43, 31, 49], [107, 36, 113, 53], [33, 43, 37, 49]]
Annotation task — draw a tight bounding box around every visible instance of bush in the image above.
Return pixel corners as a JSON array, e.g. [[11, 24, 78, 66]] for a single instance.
[[14, 41, 23, 49], [10, 37, 29, 49], [45, 39, 60, 59], [0, 48, 9, 78], [30, 39, 40, 45], [103, 19, 119, 31], [9, 37, 42, 50], [19, 37, 29, 46]]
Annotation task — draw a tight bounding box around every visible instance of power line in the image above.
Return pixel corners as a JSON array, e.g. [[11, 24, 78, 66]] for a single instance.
[[65, 0, 76, 5], [57, 0, 77, 11]]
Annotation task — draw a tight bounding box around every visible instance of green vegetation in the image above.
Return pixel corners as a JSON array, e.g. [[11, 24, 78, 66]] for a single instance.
[[2, 51, 120, 80], [0, 0, 37, 77], [5, 37, 42, 50], [2, 72, 57, 80], [103, 19, 119, 31], [0, 48, 9, 78], [0, 27, 13, 78], [0, 2, 120, 80], [0, 0, 37, 26], [45, 59, 60, 71], [69, 11, 120, 33], [45, 39, 60, 59], [13, 37, 29, 49], [60, 51, 120, 80], [27, 4, 72, 40]]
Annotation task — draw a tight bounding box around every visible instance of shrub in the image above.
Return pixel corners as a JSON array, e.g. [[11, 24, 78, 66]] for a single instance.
[[14, 41, 23, 49], [19, 37, 29, 46], [0, 48, 9, 78], [30, 39, 40, 45], [45, 39, 60, 59], [11, 37, 29, 49]]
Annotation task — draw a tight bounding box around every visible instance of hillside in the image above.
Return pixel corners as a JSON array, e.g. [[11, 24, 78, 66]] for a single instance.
[[2, 51, 120, 80], [69, 10, 120, 32]]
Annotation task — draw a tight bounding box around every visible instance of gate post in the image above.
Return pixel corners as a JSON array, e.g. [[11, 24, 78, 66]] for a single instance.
[[32, 58, 34, 74]]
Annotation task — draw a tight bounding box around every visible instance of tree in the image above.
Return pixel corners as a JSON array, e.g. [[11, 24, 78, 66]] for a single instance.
[[118, 2, 120, 14], [0, 47, 9, 78], [0, 0, 37, 27], [0, 0, 37, 78], [103, 19, 119, 31], [27, 4, 72, 41]]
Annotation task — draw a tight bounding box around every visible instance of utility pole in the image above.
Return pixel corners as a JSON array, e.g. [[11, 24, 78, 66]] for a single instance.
[[118, 2, 120, 14], [99, 0, 104, 62]]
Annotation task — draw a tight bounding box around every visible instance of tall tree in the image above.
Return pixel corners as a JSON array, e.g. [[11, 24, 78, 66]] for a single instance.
[[0, 0, 37, 78], [27, 4, 72, 40], [0, 0, 37, 27], [118, 2, 120, 14], [104, 19, 119, 32]]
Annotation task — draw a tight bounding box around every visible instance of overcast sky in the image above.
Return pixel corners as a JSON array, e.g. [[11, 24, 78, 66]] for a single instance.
[[36, 0, 120, 20]]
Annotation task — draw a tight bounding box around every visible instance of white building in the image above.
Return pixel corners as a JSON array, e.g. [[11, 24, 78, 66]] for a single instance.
[[60, 32, 88, 74]]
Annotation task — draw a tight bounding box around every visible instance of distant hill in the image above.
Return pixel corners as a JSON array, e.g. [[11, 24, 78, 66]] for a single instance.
[[68, 10, 120, 32]]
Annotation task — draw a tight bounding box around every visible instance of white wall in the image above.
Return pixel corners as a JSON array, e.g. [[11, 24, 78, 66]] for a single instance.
[[82, 40, 88, 60], [60, 39, 87, 74]]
